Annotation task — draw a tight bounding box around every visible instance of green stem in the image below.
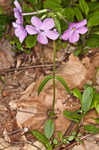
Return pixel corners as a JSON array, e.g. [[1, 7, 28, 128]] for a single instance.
[[52, 40, 56, 114]]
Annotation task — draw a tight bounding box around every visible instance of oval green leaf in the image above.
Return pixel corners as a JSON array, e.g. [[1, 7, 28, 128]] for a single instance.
[[44, 119, 54, 139], [81, 87, 94, 113]]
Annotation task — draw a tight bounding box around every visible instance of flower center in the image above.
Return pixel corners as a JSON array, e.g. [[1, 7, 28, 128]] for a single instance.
[[72, 27, 76, 31]]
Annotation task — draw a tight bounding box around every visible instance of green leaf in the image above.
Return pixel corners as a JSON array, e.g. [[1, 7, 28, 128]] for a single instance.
[[88, 2, 99, 12], [86, 34, 99, 48], [25, 35, 37, 48], [44, 0, 62, 11], [73, 7, 83, 21], [68, 135, 75, 141], [64, 110, 82, 123], [93, 93, 99, 107], [53, 138, 58, 145], [58, 131, 63, 141], [79, 0, 89, 16], [38, 75, 53, 95], [81, 87, 94, 113], [63, 7, 75, 22], [74, 47, 82, 56], [31, 130, 52, 150], [0, 7, 3, 15], [73, 88, 82, 100], [54, 17, 61, 35], [95, 104, 99, 114], [55, 75, 72, 95], [44, 119, 54, 139], [84, 125, 99, 134], [88, 11, 99, 27]]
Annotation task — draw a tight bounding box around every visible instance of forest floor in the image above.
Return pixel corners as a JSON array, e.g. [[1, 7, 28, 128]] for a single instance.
[[0, 39, 99, 150]]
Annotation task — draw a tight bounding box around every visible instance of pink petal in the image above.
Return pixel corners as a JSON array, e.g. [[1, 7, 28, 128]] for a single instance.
[[15, 26, 27, 43], [69, 23, 76, 29], [14, 8, 23, 24], [77, 26, 88, 34], [14, 0, 22, 12], [69, 32, 80, 43], [76, 19, 87, 28], [31, 16, 42, 28], [61, 29, 72, 40], [37, 33, 48, 45], [26, 25, 38, 35], [41, 18, 55, 30], [45, 30, 59, 40]]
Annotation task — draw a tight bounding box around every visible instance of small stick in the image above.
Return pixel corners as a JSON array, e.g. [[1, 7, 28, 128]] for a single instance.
[[0, 63, 60, 75]]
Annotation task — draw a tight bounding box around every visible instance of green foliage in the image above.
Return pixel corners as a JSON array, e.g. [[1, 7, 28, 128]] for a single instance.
[[86, 34, 99, 48], [54, 17, 61, 35], [73, 7, 83, 21], [73, 88, 82, 100], [81, 87, 94, 113], [44, 119, 54, 139], [31, 130, 52, 150], [84, 125, 99, 134], [10, 37, 24, 51], [63, 8, 75, 22], [0, 15, 11, 39], [38, 75, 71, 96], [64, 110, 82, 123], [44, 0, 62, 11], [88, 2, 99, 12], [25, 35, 37, 48], [74, 46, 82, 56], [79, 0, 89, 16], [55, 75, 72, 95], [88, 11, 99, 27], [38, 75, 53, 95], [0, 7, 3, 15]]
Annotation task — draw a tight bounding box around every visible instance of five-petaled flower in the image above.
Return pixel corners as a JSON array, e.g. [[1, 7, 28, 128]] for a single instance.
[[26, 16, 59, 45], [13, 0, 27, 43], [62, 19, 88, 43]]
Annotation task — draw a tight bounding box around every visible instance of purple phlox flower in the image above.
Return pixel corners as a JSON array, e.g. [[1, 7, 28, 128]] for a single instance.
[[26, 16, 59, 45], [62, 19, 88, 43], [13, 0, 27, 43]]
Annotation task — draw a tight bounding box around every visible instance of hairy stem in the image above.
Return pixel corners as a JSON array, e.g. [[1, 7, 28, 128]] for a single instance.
[[22, 9, 49, 16], [52, 40, 56, 114]]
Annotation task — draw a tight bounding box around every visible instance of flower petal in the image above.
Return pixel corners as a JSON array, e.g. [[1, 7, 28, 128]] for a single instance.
[[41, 18, 55, 30], [45, 30, 59, 40], [77, 26, 88, 34], [76, 19, 87, 28], [31, 16, 42, 28], [61, 29, 72, 40], [14, 8, 23, 24], [26, 25, 38, 35], [37, 33, 48, 45], [14, 0, 22, 12], [15, 26, 27, 43], [69, 32, 80, 43]]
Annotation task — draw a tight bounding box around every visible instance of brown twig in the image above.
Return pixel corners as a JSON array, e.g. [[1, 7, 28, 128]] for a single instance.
[[0, 63, 60, 75]]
